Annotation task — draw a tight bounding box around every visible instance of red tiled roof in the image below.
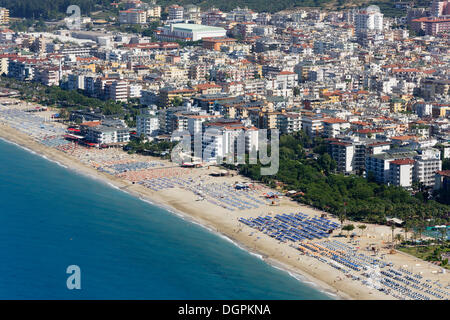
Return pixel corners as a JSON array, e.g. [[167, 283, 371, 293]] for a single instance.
[[391, 135, 418, 141], [356, 129, 384, 134], [390, 159, 415, 165], [437, 170, 450, 177], [279, 71, 296, 75], [322, 118, 347, 124]]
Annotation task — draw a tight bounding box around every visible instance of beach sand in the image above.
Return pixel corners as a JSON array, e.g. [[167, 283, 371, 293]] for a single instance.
[[0, 110, 448, 300]]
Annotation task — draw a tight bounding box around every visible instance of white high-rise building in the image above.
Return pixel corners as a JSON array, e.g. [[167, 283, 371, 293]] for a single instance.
[[202, 120, 258, 163], [414, 149, 442, 187], [137, 109, 160, 138], [355, 6, 384, 34], [168, 5, 184, 21]]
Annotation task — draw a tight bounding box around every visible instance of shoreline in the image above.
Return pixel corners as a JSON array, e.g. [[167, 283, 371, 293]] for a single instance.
[[0, 123, 355, 300]]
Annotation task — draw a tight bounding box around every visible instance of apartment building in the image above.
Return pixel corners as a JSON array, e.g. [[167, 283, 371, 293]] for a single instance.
[[86, 125, 130, 145], [168, 5, 184, 21], [355, 8, 384, 34], [136, 109, 160, 138], [67, 73, 85, 91], [0, 7, 9, 25], [187, 114, 221, 135], [34, 67, 60, 86], [322, 118, 351, 138], [277, 113, 302, 134], [328, 138, 390, 174], [365, 150, 418, 184], [119, 9, 147, 24], [389, 159, 415, 188], [202, 120, 259, 163], [104, 80, 128, 102], [158, 87, 196, 108], [302, 117, 323, 138], [414, 149, 442, 187]]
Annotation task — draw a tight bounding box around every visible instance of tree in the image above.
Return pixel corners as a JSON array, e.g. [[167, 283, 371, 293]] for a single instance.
[[58, 108, 69, 120], [395, 234, 403, 246], [342, 224, 355, 237], [439, 227, 447, 244], [172, 96, 183, 107], [358, 224, 367, 237], [391, 224, 396, 247], [338, 213, 346, 234], [417, 224, 424, 241], [404, 221, 412, 242], [317, 153, 336, 174]]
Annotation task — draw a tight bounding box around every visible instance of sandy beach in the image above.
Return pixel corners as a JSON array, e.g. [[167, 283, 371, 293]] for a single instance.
[[0, 100, 448, 300]]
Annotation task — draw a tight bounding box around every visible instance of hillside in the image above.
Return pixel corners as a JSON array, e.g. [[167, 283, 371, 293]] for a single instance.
[[0, 0, 422, 18], [0, 0, 110, 20]]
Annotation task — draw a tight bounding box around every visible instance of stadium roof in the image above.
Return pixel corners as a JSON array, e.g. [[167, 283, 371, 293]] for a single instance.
[[169, 23, 225, 32]]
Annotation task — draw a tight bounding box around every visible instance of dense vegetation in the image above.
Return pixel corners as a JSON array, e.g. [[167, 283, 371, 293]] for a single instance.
[[0, 0, 112, 20], [1, 0, 415, 18], [236, 132, 450, 227], [125, 135, 176, 159], [398, 243, 449, 269], [9, 19, 49, 32]]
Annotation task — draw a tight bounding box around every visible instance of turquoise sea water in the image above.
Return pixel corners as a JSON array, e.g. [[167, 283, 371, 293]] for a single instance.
[[0, 139, 330, 299]]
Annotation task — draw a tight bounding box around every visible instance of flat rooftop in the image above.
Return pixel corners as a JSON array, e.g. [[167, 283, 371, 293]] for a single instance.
[[167, 23, 226, 32]]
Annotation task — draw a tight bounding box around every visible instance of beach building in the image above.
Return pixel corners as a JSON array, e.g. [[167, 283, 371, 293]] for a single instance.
[[202, 120, 259, 163], [365, 150, 418, 184], [8, 59, 35, 81], [328, 138, 390, 174], [86, 125, 130, 146], [414, 149, 442, 187], [128, 83, 142, 99], [389, 158, 415, 188], [136, 109, 159, 138], [187, 114, 221, 135], [146, 4, 161, 18]]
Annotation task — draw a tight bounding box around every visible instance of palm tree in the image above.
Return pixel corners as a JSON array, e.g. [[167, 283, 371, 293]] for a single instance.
[[404, 221, 411, 242], [395, 234, 403, 247], [439, 228, 447, 244], [391, 224, 396, 248], [417, 224, 424, 241], [338, 212, 346, 234]]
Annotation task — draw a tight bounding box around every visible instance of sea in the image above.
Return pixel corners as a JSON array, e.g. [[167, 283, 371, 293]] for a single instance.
[[0, 138, 331, 299]]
